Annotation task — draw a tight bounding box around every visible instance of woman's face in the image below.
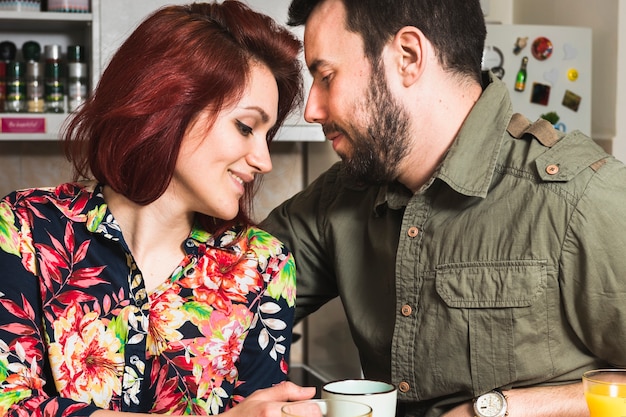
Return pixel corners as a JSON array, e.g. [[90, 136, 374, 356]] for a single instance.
[[171, 62, 278, 220]]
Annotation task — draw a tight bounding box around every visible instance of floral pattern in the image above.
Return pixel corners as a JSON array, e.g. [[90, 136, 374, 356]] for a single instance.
[[0, 182, 296, 416]]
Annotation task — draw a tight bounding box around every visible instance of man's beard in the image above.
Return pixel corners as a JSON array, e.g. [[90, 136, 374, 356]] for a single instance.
[[336, 61, 411, 184]]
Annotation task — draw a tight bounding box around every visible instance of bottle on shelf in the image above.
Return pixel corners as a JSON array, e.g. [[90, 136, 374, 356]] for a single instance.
[[67, 44, 87, 112], [0, 1, 41, 12], [0, 41, 17, 112], [46, 0, 89, 12], [5, 61, 27, 112], [0, 60, 5, 112], [44, 44, 65, 113], [514, 56, 528, 92], [23, 40, 44, 113]]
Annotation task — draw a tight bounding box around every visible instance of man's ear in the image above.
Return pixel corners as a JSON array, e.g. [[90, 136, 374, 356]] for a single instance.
[[392, 26, 427, 87]]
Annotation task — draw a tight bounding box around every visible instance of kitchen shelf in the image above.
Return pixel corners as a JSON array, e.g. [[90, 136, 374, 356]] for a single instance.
[[0, 10, 93, 26], [0, 1, 100, 142], [1, 1, 322, 142], [0, 113, 69, 141]]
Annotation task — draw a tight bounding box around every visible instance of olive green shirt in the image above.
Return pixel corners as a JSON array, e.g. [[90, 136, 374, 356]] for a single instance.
[[261, 75, 626, 416]]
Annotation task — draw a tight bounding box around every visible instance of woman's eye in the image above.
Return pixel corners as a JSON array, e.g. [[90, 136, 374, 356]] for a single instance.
[[236, 120, 253, 136]]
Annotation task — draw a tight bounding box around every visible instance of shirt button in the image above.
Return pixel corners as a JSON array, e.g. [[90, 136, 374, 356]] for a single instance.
[[398, 381, 410, 393], [546, 164, 559, 175], [401, 304, 412, 316], [407, 226, 419, 238]]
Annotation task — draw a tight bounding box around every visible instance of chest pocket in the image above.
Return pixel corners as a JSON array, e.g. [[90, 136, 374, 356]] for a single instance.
[[435, 260, 551, 394]]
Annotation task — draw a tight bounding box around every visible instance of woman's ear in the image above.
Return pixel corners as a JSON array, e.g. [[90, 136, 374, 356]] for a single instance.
[[392, 26, 427, 87]]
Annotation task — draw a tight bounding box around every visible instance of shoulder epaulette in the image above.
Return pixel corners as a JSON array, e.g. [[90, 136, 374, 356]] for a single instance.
[[506, 112, 560, 147]]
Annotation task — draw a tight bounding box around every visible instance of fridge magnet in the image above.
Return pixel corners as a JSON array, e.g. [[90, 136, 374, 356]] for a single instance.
[[531, 82, 551, 106], [540, 111, 560, 125], [540, 111, 566, 132], [562, 90, 582, 112], [513, 36, 528, 54], [567, 68, 579, 82], [481, 45, 505, 78], [543, 68, 559, 85], [554, 122, 566, 132], [563, 43, 578, 60], [531, 36, 553, 61], [514, 56, 528, 91]]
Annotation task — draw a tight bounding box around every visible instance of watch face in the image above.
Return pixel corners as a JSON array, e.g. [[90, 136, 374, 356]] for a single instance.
[[474, 391, 506, 417]]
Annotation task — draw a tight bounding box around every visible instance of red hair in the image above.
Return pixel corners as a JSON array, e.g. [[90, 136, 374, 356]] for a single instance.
[[63, 1, 302, 232]]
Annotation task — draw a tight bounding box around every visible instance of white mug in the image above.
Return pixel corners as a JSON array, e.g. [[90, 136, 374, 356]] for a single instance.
[[322, 379, 397, 417], [282, 399, 373, 417]]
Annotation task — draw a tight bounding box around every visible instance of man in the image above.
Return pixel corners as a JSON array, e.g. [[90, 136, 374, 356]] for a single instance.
[[261, 0, 626, 416]]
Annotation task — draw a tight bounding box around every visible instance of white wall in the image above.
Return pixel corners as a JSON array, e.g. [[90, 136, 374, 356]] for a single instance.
[[613, 2, 626, 161], [483, 0, 514, 23]]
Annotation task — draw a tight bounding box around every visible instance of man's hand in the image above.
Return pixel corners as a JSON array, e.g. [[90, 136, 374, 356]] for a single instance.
[[442, 383, 589, 417]]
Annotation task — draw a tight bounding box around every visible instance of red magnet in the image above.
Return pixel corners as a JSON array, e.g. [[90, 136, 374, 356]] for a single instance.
[[531, 37, 553, 61]]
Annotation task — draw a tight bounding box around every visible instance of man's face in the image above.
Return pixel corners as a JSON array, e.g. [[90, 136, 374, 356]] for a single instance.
[[303, 0, 411, 184]]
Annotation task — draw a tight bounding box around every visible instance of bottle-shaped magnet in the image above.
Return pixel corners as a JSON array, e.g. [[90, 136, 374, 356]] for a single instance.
[[514, 56, 528, 92]]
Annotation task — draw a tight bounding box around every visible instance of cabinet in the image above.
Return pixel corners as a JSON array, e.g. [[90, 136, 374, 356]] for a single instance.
[[0, 0, 100, 141]]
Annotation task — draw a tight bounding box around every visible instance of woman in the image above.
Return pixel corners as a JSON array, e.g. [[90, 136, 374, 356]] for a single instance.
[[0, 2, 314, 416]]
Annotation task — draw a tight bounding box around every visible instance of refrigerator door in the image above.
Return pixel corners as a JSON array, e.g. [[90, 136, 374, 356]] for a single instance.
[[485, 24, 592, 136]]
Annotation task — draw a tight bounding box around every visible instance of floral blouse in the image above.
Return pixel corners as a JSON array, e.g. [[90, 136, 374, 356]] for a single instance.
[[0, 182, 296, 416]]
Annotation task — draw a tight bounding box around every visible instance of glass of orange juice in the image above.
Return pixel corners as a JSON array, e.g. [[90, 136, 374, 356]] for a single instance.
[[583, 369, 626, 417]]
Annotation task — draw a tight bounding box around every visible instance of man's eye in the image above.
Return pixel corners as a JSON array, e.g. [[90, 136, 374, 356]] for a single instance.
[[236, 120, 253, 136]]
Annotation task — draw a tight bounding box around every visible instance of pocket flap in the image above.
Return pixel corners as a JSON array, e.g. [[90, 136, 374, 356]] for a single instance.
[[436, 260, 547, 308]]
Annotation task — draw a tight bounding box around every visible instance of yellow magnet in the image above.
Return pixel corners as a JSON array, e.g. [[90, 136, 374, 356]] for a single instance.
[[567, 68, 579, 81]]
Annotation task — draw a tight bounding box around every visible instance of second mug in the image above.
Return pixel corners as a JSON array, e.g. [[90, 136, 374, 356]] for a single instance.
[[322, 379, 397, 417]]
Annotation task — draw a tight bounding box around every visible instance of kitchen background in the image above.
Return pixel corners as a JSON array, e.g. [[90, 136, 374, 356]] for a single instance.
[[1, 0, 626, 385]]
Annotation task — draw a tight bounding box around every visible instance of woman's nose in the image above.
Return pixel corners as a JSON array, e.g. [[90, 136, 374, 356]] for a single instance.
[[248, 139, 273, 174]]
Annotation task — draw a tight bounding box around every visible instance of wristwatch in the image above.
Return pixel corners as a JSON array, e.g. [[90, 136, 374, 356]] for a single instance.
[[473, 389, 508, 417]]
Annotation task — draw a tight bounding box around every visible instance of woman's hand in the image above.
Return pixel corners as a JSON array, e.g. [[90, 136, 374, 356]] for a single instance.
[[221, 381, 317, 417], [87, 381, 316, 417]]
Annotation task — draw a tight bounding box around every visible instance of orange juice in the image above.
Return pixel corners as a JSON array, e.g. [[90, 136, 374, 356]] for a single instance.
[[585, 384, 626, 417]]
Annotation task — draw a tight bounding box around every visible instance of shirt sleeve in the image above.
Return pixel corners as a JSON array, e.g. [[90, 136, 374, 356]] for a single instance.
[[0, 197, 99, 416], [229, 230, 296, 405], [260, 164, 342, 323], [560, 158, 626, 367]]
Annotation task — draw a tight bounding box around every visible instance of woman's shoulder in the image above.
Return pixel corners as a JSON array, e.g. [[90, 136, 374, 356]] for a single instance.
[[245, 226, 292, 257], [1, 182, 102, 234], [2, 181, 98, 206], [245, 226, 296, 306]]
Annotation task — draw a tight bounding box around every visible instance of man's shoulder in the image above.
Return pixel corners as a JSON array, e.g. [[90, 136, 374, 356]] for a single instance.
[[505, 113, 620, 182]]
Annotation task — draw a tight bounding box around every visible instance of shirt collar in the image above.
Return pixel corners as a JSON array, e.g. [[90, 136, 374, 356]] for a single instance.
[[84, 183, 204, 245], [436, 72, 513, 198], [84, 183, 244, 254], [375, 72, 513, 212]]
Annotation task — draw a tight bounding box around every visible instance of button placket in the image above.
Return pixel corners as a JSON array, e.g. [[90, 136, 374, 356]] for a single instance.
[[393, 193, 431, 402]]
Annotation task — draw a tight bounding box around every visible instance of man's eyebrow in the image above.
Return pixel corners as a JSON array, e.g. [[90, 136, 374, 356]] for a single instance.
[[308, 58, 328, 75]]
